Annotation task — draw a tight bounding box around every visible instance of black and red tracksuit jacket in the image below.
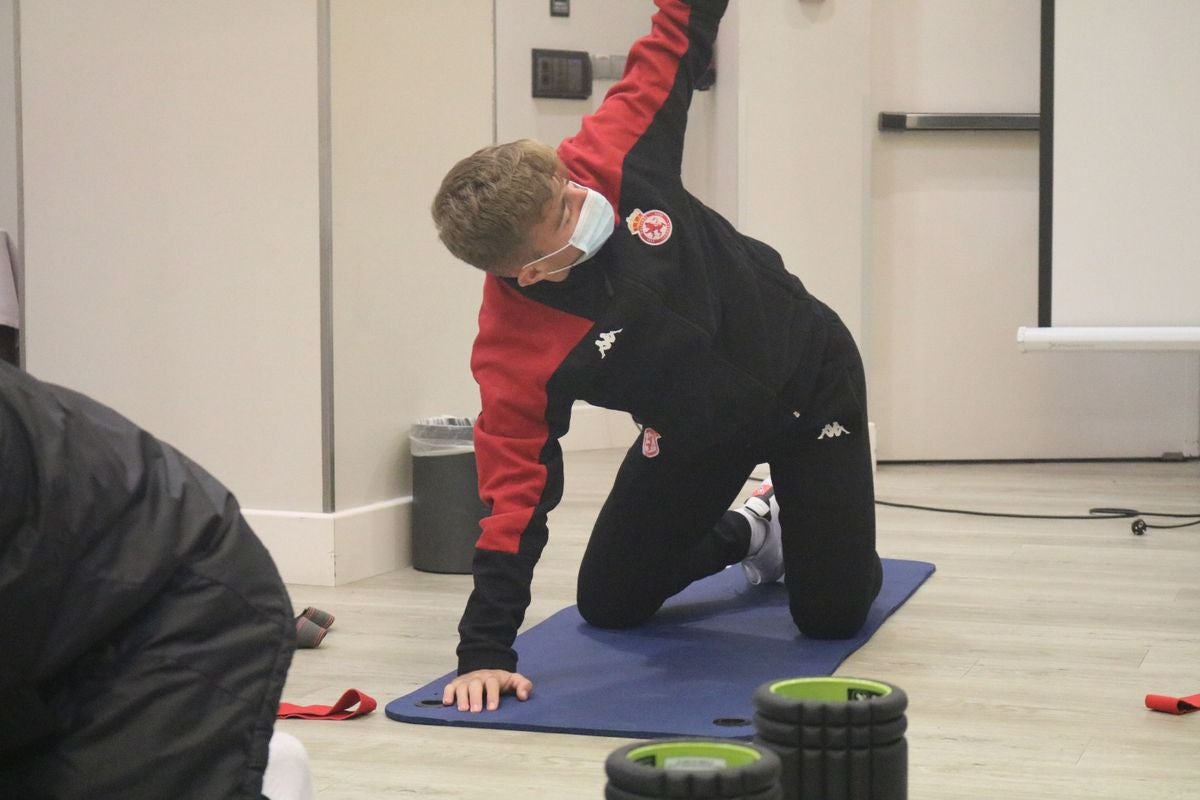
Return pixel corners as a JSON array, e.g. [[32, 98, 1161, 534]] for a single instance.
[[458, 0, 827, 674]]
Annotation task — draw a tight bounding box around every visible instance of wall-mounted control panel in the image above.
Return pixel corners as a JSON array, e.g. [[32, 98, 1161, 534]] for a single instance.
[[531, 48, 592, 100]]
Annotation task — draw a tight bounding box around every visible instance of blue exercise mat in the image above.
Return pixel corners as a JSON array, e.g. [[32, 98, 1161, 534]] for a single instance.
[[386, 558, 934, 739]]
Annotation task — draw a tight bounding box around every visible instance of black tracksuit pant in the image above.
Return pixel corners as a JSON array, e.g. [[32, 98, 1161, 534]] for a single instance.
[[576, 312, 882, 640]]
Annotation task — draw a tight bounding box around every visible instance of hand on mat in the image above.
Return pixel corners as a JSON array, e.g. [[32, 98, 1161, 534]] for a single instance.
[[443, 669, 532, 713]]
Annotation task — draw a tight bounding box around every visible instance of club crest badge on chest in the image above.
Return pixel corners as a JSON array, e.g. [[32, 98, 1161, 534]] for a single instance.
[[626, 208, 673, 246]]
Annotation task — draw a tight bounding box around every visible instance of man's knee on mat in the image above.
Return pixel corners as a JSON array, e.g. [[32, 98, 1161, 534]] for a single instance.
[[576, 589, 657, 630], [789, 577, 881, 639], [793, 612, 870, 640]]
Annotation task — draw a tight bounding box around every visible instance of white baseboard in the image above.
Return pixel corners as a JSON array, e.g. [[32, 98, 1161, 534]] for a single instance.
[[244, 497, 412, 587]]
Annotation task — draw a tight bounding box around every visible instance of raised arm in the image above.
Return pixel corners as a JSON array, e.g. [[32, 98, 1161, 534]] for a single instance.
[[558, 0, 729, 202]]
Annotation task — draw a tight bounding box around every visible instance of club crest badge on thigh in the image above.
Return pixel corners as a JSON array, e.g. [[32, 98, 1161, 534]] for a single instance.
[[642, 427, 662, 458]]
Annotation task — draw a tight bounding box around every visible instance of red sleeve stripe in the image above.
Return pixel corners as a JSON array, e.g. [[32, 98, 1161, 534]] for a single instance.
[[556, 0, 691, 211], [471, 276, 595, 553]]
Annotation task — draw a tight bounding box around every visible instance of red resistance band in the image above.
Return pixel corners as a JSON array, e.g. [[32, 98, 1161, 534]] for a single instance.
[[278, 689, 377, 721], [1145, 693, 1200, 715]]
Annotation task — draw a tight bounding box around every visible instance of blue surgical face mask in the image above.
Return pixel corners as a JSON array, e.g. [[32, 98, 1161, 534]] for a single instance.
[[522, 182, 615, 275]]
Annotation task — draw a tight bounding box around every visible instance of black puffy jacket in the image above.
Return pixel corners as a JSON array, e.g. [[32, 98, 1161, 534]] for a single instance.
[[0, 362, 293, 799]]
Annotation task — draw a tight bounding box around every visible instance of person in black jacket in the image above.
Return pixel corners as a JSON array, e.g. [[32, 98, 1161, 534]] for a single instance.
[[431, 0, 882, 714], [0, 361, 296, 799]]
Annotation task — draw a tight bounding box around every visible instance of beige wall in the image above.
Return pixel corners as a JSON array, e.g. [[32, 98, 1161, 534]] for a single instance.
[[495, 0, 733, 216], [18, 1, 498, 584], [493, 0, 731, 448], [20, 0, 325, 510], [329, 0, 491, 510], [0, 0, 16, 244], [19, 1, 497, 516], [732, 0, 872, 343], [700, 0, 1198, 459], [12, 2, 1196, 585], [1052, 0, 1200, 327], [495, 0, 660, 145], [868, 0, 1199, 459]]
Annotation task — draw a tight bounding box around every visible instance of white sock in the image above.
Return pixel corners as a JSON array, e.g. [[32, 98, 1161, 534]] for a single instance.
[[733, 507, 768, 557], [263, 731, 315, 800]]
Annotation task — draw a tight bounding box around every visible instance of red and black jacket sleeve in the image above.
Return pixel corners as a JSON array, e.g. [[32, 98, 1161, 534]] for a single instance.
[[456, 0, 729, 675], [457, 280, 594, 674], [558, 0, 727, 200]]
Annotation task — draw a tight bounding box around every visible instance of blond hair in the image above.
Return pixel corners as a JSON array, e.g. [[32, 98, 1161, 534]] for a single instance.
[[431, 139, 563, 272]]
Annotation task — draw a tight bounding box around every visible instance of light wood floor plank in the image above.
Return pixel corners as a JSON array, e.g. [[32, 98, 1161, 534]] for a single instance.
[[277, 453, 1199, 799]]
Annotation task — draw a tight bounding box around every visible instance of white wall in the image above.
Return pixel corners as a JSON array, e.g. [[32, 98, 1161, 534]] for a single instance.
[[495, 0, 1198, 460], [732, 0, 872, 344], [1051, 0, 1200, 328], [20, 1, 325, 509], [0, 0, 17, 243], [868, 0, 1199, 460], [495, 0, 646, 146], [494, 0, 732, 450], [329, 0, 490, 510], [11, 1, 1196, 587], [18, 1, 500, 585], [496, 0, 734, 217]]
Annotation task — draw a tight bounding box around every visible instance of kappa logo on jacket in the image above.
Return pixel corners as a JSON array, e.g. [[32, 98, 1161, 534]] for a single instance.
[[595, 328, 623, 358], [817, 422, 851, 440], [626, 209, 672, 246]]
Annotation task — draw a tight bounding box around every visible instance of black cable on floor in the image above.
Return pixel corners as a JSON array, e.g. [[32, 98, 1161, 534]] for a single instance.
[[1135, 518, 1200, 530], [748, 472, 1200, 533], [874, 500, 1200, 534]]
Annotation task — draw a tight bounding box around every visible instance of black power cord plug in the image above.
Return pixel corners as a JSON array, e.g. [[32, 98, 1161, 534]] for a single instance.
[[1090, 507, 1200, 534], [1090, 507, 1148, 535]]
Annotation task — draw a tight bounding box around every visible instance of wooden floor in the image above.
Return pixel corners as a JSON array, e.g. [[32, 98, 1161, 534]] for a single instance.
[[277, 451, 1200, 799]]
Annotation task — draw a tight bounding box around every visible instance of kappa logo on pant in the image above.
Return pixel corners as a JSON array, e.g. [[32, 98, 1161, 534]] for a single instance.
[[817, 422, 851, 440]]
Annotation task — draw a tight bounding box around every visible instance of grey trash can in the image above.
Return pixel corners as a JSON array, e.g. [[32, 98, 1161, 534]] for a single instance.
[[410, 415, 490, 574]]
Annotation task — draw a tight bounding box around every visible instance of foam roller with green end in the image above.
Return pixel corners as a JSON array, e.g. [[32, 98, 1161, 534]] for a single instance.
[[752, 677, 907, 800], [605, 739, 783, 800]]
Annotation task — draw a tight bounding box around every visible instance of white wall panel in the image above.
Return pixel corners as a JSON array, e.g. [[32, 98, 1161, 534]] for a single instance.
[[869, 0, 1199, 459], [330, 0, 492, 509], [735, 0, 872, 343], [1052, 0, 1200, 327], [21, 1, 324, 508], [0, 1, 17, 245]]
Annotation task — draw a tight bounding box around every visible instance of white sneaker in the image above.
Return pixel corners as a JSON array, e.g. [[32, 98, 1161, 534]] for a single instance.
[[739, 481, 784, 585]]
